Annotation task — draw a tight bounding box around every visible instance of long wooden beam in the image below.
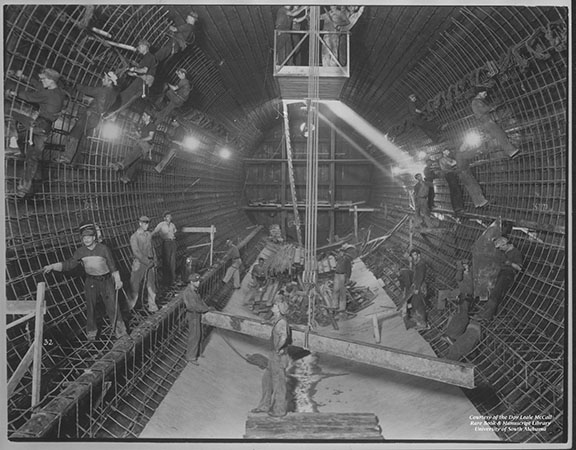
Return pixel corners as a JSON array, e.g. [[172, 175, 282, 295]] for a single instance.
[[203, 311, 475, 388]]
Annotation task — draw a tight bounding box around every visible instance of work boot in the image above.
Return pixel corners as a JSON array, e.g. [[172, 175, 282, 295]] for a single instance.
[[115, 321, 128, 339], [86, 330, 97, 342], [16, 180, 32, 198], [148, 302, 159, 313]]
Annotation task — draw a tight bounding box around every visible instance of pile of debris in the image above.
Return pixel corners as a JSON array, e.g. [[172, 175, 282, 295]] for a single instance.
[[246, 278, 377, 329], [269, 224, 284, 243]]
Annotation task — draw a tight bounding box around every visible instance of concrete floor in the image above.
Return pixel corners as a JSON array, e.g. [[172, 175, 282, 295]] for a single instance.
[[141, 251, 500, 444]]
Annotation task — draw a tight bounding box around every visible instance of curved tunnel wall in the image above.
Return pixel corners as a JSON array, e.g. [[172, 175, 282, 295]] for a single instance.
[[356, 6, 567, 443], [4, 3, 252, 404]]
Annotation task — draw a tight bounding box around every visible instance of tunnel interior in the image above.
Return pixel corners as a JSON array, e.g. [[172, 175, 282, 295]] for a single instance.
[[3, 3, 569, 444]]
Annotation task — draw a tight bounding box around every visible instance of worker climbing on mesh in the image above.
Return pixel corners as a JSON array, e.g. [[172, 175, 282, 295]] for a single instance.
[[43, 221, 128, 341], [331, 243, 356, 319], [398, 248, 429, 331]]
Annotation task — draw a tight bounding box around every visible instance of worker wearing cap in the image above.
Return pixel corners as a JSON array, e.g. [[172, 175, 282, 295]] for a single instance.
[[398, 248, 429, 330], [222, 239, 242, 289], [155, 68, 191, 121], [57, 71, 119, 164], [251, 298, 292, 417], [43, 222, 128, 341], [413, 173, 434, 229], [179, 273, 214, 365], [443, 259, 475, 344], [5, 68, 67, 197], [155, 10, 198, 63], [247, 257, 268, 306], [119, 40, 157, 108], [152, 211, 178, 286], [471, 88, 519, 158], [110, 110, 156, 183], [332, 244, 355, 318], [129, 215, 158, 313], [476, 237, 523, 321]]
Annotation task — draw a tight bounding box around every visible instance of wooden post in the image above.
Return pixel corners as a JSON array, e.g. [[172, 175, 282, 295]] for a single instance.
[[353, 205, 358, 239], [372, 315, 380, 344], [210, 225, 215, 266], [31, 282, 46, 408]]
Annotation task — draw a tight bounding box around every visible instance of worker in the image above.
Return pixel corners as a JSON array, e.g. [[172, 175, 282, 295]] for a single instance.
[[407, 93, 441, 143], [332, 243, 355, 319], [56, 71, 119, 164], [5, 68, 66, 198], [222, 239, 242, 289], [42, 221, 128, 341], [154, 10, 199, 63], [438, 148, 464, 214], [155, 68, 191, 121], [129, 215, 158, 313], [413, 173, 434, 229], [398, 248, 429, 331], [151, 211, 178, 286], [423, 157, 437, 211], [251, 298, 292, 417], [443, 259, 474, 344], [179, 273, 215, 365], [247, 257, 268, 307], [475, 237, 523, 321], [118, 40, 157, 108], [471, 87, 519, 158], [109, 110, 156, 183]]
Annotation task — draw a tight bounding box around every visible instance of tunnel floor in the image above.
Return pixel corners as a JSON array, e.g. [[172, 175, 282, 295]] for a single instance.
[[140, 253, 500, 442]]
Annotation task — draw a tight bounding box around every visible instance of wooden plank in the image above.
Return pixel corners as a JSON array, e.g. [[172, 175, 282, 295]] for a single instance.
[[31, 282, 46, 407], [7, 343, 35, 397], [202, 311, 475, 388], [6, 301, 46, 315], [181, 226, 215, 233], [245, 412, 383, 440]]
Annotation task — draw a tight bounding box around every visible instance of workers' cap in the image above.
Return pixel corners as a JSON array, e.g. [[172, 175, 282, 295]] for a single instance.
[[176, 68, 187, 75], [188, 273, 201, 283], [341, 243, 355, 251], [79, 221, 97, 236], [410, 248, 421, 255], [105, 71, 118, 85], [460, 258, 470, 265], [162, 210, 171, 217], [187, 10, 199, 19], [493, 237, 509, 247], [40, 68, 60, 81], [138, 39, 150, 48], [414, 173, 422, 179], [139, 215, 150, 222]]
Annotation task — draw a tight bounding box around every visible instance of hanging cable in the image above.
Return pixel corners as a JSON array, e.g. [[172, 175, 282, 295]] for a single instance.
[[283, 101, 303, 245]]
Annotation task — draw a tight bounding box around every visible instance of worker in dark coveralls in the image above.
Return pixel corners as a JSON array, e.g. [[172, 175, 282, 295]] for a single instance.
[[413, 173, 434, 228], [155, 68, 191, 121], [43, 222, 128, 340], [56, 71, 119, 164], [443, 259, 474, 344], [471, 88, 519, 158], [251, 298, 292, 417], [222, 239, 242, 289], [476, 237, 523, 321], [129, 215, 158, 312], [180, 273, 214, 365], [154, 10, 198, 63], [119, 40, 157, 108], [399, 248, 429, 330], [110, 110, 156, 183], [152, 211, 178, 286], [5, 68, 66, 197], [407, 93, 440, 143], [332, 243, 355, 318]]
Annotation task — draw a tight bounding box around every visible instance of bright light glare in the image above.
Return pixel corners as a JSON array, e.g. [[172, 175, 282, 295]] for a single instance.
[[463, 131, 483, 148], [182, 136, 200, 151], [219, 147, 232, 159], [391, 166, 402, 175], [417, 150, 427, 160], [101, 122, 121, 140]]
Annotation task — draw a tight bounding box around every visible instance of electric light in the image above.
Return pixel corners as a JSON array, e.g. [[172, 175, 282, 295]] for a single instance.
[[182, 136, 200, 151], [219, 147, 232, 159], [100, 121, 121, 140], [463, 130, 483, 148]]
